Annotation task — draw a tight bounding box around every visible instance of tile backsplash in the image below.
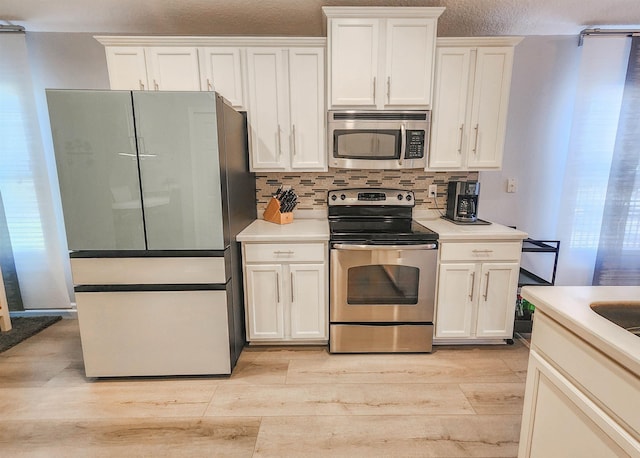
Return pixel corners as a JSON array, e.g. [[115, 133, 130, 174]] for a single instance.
[[255, 169, 478, 213]]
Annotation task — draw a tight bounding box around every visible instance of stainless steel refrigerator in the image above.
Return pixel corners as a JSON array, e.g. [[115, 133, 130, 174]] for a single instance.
[[46, 90, 256, 376]]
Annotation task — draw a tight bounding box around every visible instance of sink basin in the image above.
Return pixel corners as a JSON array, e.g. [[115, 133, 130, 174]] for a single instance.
[[590, 301, 640, 337]]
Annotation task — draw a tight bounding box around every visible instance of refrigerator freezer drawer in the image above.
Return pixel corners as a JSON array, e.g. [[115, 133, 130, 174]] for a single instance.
[[76, 290, 231, 376], [71, 257, 227, 285]]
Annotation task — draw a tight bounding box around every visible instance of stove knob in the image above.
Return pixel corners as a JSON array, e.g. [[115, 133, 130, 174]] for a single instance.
[[397, 194, 403, 200], [340, 194, 346, 200], [330, 194, 337, 201], [406, 194, 412, 201]]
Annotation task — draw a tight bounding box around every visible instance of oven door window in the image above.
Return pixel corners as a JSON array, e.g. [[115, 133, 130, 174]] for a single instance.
[[347, 264, 419, 305], [333, 130, 400, 160]]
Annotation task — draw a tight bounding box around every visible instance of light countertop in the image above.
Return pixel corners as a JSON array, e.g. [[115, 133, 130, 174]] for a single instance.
[[521, 286, 640, 376], [416, 216, 528, 241], [237, 218, 329, 242]]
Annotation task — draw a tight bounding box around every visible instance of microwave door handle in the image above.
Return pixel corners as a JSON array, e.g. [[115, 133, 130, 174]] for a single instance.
[[399, 123, 406, 165]]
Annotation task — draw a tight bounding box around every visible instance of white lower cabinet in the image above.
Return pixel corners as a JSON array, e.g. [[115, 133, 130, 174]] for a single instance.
[[243, 242, 328, 343], [519, 312, 640, 457], [435, 241, 521, 341]]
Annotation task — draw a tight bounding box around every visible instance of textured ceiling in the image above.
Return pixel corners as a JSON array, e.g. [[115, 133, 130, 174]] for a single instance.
[[1, 0, 639, 36]]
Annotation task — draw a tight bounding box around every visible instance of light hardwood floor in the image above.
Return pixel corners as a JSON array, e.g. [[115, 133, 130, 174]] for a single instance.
[[0, 319, 529, 457]]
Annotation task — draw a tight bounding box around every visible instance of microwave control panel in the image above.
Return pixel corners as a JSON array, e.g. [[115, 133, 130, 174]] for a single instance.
[[405, 130, 426, 159]]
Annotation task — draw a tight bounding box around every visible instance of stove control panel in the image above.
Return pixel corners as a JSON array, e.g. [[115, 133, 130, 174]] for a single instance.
[[328, 188, 415, 206]]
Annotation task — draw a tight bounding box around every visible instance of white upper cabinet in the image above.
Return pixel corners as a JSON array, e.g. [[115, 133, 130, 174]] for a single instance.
[[103, 45, 200, 91], [246, 48, 290, 170], [96, 36, 325, 171], [328, 18, 379, 107], [324, 7, 444, 110], [246, 46, 326, 172], [144, 47, 201, 91], [288, 48, 326, 170], [429, 37, 522, 171], [104, 46, 149, 90], [198, 47, 244, 107]]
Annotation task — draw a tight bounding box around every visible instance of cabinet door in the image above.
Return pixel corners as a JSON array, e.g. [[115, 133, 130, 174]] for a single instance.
[[245, 264, 285, 340], [246, 48, 290, 170], [288, 48, 326, 171], [475, 262, 518, 338], [132, 92, 224, 250], [520, 353, 633, 458], [199, 47, 245, 108], [104, 47, 149, 90], [145, 47, 201, 91], [467, 47, 514, 169], [435, 263, 477, 338], [385, 18, 437, 107], [428, 47, 472, 169], [289, 263, 327, 340], [329, 18, 379, 107], [46, 90, 146, 250]]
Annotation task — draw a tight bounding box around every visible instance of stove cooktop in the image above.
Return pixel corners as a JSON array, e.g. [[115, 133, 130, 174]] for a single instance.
[[329, 218, 438, 243]]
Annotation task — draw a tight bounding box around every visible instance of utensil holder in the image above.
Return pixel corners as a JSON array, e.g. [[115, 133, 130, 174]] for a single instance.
[[262, 197, 294, 224]]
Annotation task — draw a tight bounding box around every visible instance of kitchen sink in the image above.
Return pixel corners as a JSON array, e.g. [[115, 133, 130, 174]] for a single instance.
[[590, 301, 640, 337]]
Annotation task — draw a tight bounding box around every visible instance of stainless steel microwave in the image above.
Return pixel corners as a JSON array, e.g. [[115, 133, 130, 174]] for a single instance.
[[328, 110, 430, 169]]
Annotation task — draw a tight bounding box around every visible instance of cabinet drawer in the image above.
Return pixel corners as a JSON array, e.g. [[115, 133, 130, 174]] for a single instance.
[[244, 243, 325, 263], [71, 257, 226, 285], [440, 241, 522, 261], [532, 312, 640, 437]]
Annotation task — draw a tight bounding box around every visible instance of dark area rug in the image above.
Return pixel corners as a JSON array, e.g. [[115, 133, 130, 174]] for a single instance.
[[0, 316, 62, 353]]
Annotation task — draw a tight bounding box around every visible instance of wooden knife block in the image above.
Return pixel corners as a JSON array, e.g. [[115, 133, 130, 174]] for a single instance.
[[263, 197, 294, 224]]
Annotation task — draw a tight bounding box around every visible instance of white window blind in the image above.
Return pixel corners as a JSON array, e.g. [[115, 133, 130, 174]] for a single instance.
[[555, 36, 632, 285], [593, 36, 640, 285], [0, 33, 71, 309]]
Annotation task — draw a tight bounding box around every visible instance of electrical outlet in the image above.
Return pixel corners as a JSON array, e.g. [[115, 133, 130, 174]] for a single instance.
[[428, 184, 438, 198], [507, 178, 517, 193]]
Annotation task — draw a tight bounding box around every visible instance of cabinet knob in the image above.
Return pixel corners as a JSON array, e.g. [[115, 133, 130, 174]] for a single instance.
[[139, 80, 145, 90]]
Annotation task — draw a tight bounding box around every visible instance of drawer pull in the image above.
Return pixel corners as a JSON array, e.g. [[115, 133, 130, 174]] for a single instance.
[[273, 250, 295, 255], [472, 249, 494, 254]]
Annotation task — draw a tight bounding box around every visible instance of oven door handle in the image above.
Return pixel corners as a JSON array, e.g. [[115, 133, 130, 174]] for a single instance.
[[332, 243, 437, 251]]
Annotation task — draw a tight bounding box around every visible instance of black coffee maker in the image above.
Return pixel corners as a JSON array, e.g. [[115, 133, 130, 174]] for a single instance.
[[446, 181, 480, 222]]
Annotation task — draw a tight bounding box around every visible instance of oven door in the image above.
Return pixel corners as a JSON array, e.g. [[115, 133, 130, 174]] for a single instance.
[[330, 243, 437, 323]]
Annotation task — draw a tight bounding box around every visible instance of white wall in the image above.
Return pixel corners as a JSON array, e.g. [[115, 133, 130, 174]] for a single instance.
[[480, 36, 581, 235], [478, 36, 584, 285]]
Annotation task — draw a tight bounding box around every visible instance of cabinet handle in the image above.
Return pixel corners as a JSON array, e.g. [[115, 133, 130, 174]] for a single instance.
[[458, 124, 464, 154], [469, 272, 475, 301], [291, 272, 295, 302], [153, 79, 159, 91], [387, 77, 391, 103], [276, 272, 280, 303], [277, 125, 282, 158], [472, 249, 494, 254], [139, 80, 145, 90], [472, 124, 479, 154], [373, 77, 376, 101], [483, 272, 490, 301], [207, 78, 213, 91], [399, 123, 406, 165], [292, 124, 297, 156]]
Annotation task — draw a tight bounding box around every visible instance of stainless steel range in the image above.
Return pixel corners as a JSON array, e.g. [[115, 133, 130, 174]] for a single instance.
[[328, 188, 439, 353]]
